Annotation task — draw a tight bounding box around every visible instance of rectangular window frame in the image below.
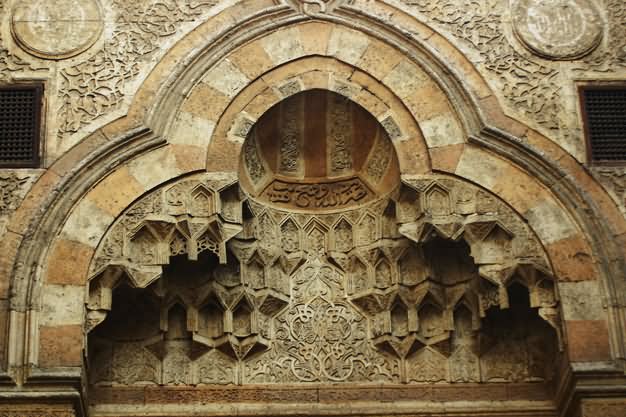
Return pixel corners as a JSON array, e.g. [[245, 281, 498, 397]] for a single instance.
[[579, 82, 626, 166], [0, 83, 44, 169]]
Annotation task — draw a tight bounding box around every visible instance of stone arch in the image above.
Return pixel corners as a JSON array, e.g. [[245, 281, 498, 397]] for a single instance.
[[188, 54, 434, 176], [1, 0, 623, 395]]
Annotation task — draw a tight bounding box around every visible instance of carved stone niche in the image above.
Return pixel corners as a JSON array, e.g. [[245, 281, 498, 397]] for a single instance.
[[87, 90, 563, 390]]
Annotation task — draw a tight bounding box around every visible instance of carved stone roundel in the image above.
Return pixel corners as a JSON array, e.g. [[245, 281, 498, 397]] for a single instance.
[[512, 0, 603, 60], [11, 0, 103, 60]]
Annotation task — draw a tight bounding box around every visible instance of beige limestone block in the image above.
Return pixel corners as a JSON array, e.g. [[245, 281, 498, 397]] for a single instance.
[[524, 199, 578, 245], [204, 59, 250, 98], [260, 27, 305, 65], [455, 146, 507, 190], [228, 41, 275, 79], [181, 81, 230, 122], [61, 198, 114, 248], [87, 167, 145, 217], [46, 239, 94, 285], [420, 114, 465, 148], [329, 76, 361, 98], [431, 144, 464, 173], [172, 144, 207, 172], [40, 284, 85, 326], [127, 146, 183, 192], [300, 70, 330, 91], [383, 59, 429, 99], [170, 111, 216, 148], [299, 22, 332, 55], [358, 39, 403, 81], [405, 81, 453, 122], [327, 26, 370, 66], [244, 87, 282, 119], [353, 88, 389, 118], [558, 281, 605, 320]]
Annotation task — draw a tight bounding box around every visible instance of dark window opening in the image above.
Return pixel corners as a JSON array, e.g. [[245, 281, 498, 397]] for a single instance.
[[0, 84, 43, 168], [580, 85, 626, 164]]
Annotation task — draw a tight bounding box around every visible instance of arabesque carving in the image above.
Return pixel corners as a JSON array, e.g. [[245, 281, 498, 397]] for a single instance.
[[403, 0, 564, 131], [401, 0, 625, 142], [57, 0, 218, 137], [0, 173, 29, 214], [577, 0, 626, 71], [595, 167, 626, 216]]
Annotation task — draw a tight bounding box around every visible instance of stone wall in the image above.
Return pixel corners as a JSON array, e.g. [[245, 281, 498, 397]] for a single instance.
[[0, 1, 625, 416]]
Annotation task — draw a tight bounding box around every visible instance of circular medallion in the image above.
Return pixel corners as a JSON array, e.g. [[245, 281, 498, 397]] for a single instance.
[[11, 0, 103, 60], [512, 0, 603, 60]]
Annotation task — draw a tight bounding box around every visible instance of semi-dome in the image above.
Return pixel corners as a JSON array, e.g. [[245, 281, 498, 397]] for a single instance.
[[239, 89, 400, 212]]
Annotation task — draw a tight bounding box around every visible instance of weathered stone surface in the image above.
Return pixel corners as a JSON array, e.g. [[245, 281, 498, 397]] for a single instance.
[[12, 0, 103, 59], [455, 146, 507, 190], [39, 324, 83, 367], [328, 26, 370, 65], [566, 320, 611, 362], [420, 114, 465, 148], [382, 59, 429, 99], [581, 398, 626, 417], [127, 146, 184, 191], [558, 281, 605, 320], [546, 236, 598, 282], [88, 167, 145, 217], [260, 27, 305, 65], [46, 239, 94, 285], [204, 59, 250, 98], [524, 200, 578, 245], [61, 198, 114, 248], [40, 284, 85, 326], [0, 404, 75, 417], [170, 111, 216, 149]]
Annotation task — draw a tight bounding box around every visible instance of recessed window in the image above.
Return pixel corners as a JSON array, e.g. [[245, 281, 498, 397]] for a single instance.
[[580, 86, 626, 164], [0, 84, 43, 168]]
